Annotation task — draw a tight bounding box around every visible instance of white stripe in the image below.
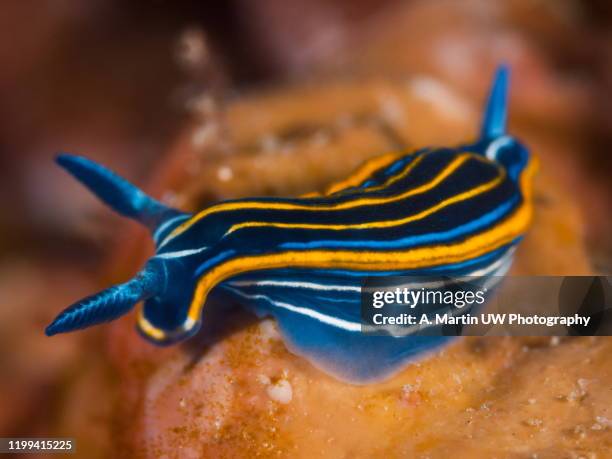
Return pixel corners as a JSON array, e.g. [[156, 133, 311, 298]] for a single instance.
[[225, 287, 363, 332], [485, 135, 513, 161], [154, 246, 208, 259], [154, 215, 190, 243], [463, 248, 514, 277], [228, 279, 361, 292]]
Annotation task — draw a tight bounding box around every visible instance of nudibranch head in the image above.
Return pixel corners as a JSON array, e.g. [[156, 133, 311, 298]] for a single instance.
[[44, 154, 195, 343], [47, 66, 535, 381]]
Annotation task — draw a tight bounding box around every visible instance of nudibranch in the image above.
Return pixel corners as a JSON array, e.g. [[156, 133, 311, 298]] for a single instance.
[[46, 66, 535, 383]]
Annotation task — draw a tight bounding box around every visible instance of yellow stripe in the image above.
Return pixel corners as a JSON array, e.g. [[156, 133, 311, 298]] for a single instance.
[[226, 171, 505, 233], [184, 157, 536, 325], [136, 310, 197, 342], [140, 154, 537, 341], [161, 153, 474, 247], [301, 151, 409, 198], [137, 314, 167, 340], [324, 151, 401, 195]]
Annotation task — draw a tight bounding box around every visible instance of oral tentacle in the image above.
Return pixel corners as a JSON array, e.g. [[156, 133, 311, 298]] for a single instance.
[[56, 153, 187, 234], [45, 263, 163, 336]]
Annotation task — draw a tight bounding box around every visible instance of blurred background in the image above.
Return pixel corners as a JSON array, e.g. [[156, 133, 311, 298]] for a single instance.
[[0, 0, 610, 456]]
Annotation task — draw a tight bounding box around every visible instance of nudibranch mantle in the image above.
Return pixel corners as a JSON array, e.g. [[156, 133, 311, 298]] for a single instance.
[[46, 66, 536, 383]]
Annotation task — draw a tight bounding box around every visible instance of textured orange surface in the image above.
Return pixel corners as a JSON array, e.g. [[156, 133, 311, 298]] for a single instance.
[[104, 77, 608, 457]]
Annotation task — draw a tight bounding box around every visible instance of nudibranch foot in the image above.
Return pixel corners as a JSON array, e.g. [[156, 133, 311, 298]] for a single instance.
[[220, 242, 515, 383]]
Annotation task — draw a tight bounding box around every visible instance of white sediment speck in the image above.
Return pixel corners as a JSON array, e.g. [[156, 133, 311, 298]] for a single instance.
[[192, 122, 219, 149], [596, 416, 612, 427], [377, 93, 405, 124], [573, 424, 587, 439], [217, 166, 233, 182], [259, 319, 281, 341], [567, 378, 590, 402], [525, 418, 543, 428], [402, 383, 417, 394], [267, 379, 293, 404], [214, 417, 223, 430], [177, 27, 209, 69], [407, 76, 471, 120]]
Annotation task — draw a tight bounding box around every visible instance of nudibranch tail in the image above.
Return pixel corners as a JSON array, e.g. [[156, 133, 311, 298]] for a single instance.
[[45, 262, 163, 336], [480, 64, 509, 140], [56, 154, 186, 235]]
